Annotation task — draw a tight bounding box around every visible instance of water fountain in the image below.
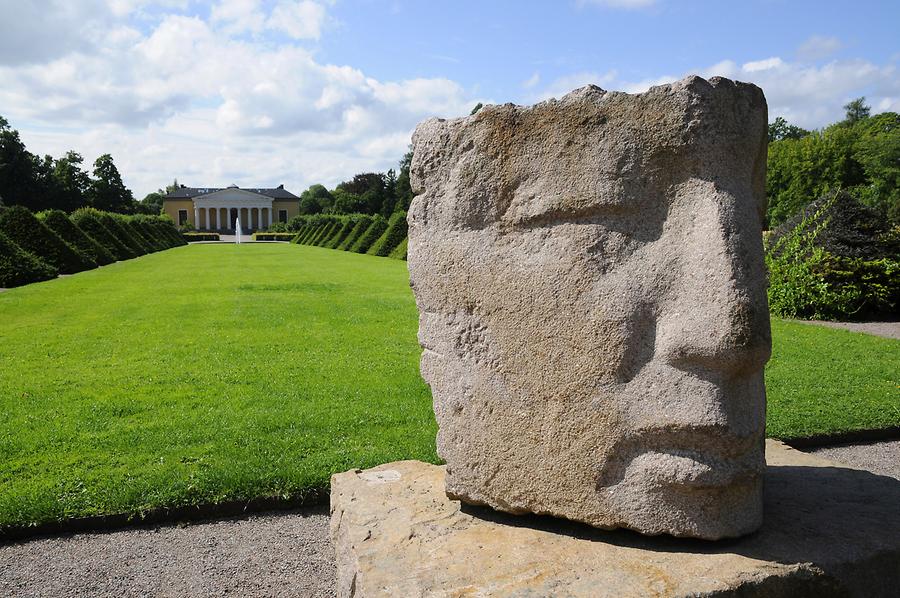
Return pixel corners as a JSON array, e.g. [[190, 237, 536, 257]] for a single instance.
[[235, 217, 242, 244]]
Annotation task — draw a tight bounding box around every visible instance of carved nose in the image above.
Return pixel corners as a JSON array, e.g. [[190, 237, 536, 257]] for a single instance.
[[654, 189, 771, 377]]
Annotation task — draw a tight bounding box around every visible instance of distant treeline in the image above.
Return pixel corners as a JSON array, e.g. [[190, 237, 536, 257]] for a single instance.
[[0, 204, 185, 288], [288, 152, 414, 220], [766, 98, 899, 227], [0, 115, 145, 215]]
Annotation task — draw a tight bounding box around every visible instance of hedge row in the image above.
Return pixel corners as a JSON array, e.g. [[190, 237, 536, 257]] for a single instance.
[[252, 233, 295, 241], [183, 233, 221, 242], [0, 206, 185, 289], [286, 212, 409, 261]]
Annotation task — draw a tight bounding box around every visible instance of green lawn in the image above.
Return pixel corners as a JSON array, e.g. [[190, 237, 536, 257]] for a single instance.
[[0, 243, 897, 529], [0, 243, 435, 529], [766, 319, 899, 439]]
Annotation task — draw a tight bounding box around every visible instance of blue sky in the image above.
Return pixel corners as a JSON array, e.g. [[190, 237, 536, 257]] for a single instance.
[[1, 0, 898, 199]]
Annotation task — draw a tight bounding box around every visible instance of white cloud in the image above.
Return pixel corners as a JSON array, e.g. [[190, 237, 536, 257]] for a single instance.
[[533, 57, 900, 130], [523, 72, 541, 88], [268, 1, 328, 40], [0, 2, 480, 200], [742, 57, 783, 72], [798, 35, 843, 62]]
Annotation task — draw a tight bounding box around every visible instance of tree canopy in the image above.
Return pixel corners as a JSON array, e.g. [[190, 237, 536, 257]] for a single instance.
[[766, 99, 899, 227], [0, 114, 144, 214]]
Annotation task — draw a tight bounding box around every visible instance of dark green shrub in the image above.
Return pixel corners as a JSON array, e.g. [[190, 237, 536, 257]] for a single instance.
[[769, 191, 898, 260], [326, 217, 360, 249], [321, 218, 349, 247], [367, 211, 408, 257], [137, 220, 171, 251], [388, 236, 408, 261], [338, 215, 373, 251], [122, 218, 158, 253], [101, 213, 147, 256], [38, 209, 115, 266], [350, 215, 388, 253], [0, 231, 58, 287], [252, 233, 295, 241], [0, 206, 95, 274], [312, 220, 341, 246], [146, 216, 186, 247], [71, 208, 135, 261], [766, 192, 899, 320], [183, 233, 220, 242]]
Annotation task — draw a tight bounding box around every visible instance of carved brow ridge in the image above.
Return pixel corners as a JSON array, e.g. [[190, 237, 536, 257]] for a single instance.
[[502, 198, 637, 231]]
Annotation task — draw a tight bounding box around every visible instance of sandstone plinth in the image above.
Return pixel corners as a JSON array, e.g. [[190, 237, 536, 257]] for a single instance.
[[407, 76, 771, 539], [330, 441, 900, 597]]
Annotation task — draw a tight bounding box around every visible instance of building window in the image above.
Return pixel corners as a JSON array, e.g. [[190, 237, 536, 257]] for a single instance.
[[178, 209, 188, 226], [279, 209, 288, 223]]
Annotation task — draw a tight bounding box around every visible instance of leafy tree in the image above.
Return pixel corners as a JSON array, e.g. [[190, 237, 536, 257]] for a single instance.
[[299, 184, 334, 214], [395, 149, 413, 211], [141, 192, 165, 214], [330, 188, 365, 214], [767, 117, 809, 143], [0, 116, 40, 210], [380, 168, 398, 217], [51, 151, 91, 213], [89, 154, 134, 213], [842, 97, 870, 127]]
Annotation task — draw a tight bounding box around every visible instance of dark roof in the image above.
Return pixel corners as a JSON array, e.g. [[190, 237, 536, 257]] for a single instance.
[[164, 185, 299, 200]]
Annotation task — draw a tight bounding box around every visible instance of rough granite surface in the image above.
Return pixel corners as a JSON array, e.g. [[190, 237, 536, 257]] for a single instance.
[[407, 76, 771, 539], [330, 440, 900, 598]]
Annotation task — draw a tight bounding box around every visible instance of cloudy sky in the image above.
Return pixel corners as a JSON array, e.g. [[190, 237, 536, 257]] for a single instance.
[[1, 0, 898, 199]]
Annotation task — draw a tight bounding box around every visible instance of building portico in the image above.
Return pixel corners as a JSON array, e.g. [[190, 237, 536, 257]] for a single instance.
[[163, 184, 300, 232]]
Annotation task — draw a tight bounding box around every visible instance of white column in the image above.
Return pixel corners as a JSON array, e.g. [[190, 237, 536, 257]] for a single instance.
[[193, 206, 199, 228]]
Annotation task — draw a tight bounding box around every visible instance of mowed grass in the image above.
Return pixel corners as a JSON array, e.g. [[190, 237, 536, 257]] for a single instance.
[[766, 319, 899, 439], [0, 243, 898, 529], [0, 243, 435, 528]]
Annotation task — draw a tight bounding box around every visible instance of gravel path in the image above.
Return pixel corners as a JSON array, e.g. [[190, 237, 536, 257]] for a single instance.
[[795, 319, 900, 340], [3, 442, 899, 597], [0, 506, 334, 598], [807, 440, 900, 480]]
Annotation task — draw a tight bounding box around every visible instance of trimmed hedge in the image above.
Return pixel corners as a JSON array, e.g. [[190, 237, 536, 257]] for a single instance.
[[99, 213, 146, 257], [143, 216, 187, 248], [252, 233, 295, 241], [367, 211, 408, 257], [338, 216, 374, 251], [127, 218, 165, 252], [326, 218, 358, 249], [0, 206, 96, 274], [312, 221, 342, 246], [71, 209, 134, 261], [0, 230, 58, 288], [350, 215, 388, 253], [121, 218, 157, 253], [387, 236, 408, 261], [183, 233, 221, 242], [321, 219, 348, 247], [38, 209, 116, 266]]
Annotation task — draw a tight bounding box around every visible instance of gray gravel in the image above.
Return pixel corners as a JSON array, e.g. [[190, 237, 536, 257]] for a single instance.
[[2, 442, 898, 597], [0, 506, 334, 598], [795, 319, 900, 340], [807, 440, 900, 480]]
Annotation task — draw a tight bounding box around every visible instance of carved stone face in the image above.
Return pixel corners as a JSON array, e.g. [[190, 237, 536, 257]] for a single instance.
[[408, 76, 771, 539]]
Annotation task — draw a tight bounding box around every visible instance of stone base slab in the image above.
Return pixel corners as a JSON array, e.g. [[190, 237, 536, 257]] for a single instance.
[[330, 440, 900, 597]]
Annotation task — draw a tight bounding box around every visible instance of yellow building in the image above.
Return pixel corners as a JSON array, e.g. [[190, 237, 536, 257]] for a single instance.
[[163, 184, 300, 231]]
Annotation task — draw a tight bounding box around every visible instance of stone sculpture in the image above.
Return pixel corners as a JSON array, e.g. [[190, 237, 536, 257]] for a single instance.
[[407, 75, 771, 540]]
